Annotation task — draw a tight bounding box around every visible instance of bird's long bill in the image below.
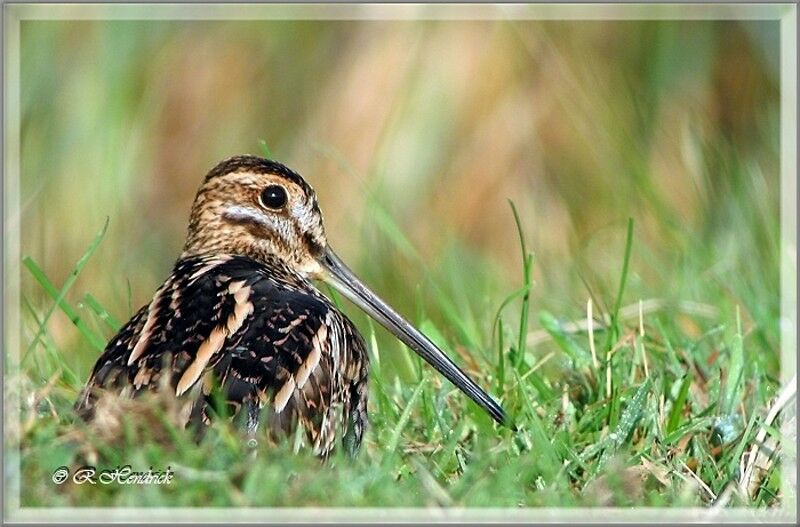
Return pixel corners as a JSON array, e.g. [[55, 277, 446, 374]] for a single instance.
[[320, 247, 508, 426]]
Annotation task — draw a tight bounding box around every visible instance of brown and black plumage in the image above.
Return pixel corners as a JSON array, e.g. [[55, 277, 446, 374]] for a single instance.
[[75, 155, 506, 458]]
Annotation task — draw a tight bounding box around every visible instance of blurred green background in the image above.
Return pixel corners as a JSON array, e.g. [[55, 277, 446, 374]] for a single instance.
[[20, 17, 780, 379], [14, 13, 790, 510]]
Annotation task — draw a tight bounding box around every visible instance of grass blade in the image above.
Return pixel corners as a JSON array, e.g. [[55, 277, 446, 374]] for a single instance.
[[595, 378, 651, 474], [511, 367, 560, 480], [538, 310, 591, 365], [666, 373, 692, 435], [603, 218, 635, 352], [24, 218, 109, 354], [21, 294, 80, 387], [382, 378, 427, 465], [721, 306, 745, 415], [258, 138, 273, 159], [82, 292, 122, 332], [508, 200, 533, 370]]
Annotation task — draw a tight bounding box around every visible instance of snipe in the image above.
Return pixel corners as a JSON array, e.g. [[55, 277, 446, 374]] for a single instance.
[[75, 155, 507, 457]]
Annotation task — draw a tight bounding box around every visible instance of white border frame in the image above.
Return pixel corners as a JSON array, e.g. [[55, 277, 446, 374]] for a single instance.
[[3, 3, 796, 523]]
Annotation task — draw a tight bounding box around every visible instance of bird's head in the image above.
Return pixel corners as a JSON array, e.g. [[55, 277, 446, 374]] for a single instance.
[[182, 155, 508, 427], [183, 155, 327, 276]]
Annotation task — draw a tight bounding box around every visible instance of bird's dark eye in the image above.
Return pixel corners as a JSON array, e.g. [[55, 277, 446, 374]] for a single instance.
[[260, 185, 288, 210]]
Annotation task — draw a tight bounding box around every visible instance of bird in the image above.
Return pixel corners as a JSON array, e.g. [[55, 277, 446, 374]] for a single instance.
[[75, 155, 507, 458]]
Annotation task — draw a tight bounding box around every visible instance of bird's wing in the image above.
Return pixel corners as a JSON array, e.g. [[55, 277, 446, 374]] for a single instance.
[[76, 254, 242, 411], [75, 254, 353, 451]]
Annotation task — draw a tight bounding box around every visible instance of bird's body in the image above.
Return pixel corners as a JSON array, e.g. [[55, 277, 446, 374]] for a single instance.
[[76, 155, 505, 458], [76, 253, 368, 456]]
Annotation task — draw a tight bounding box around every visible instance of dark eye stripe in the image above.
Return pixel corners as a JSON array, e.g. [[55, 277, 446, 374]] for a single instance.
[[303, 232, 324, 256]]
